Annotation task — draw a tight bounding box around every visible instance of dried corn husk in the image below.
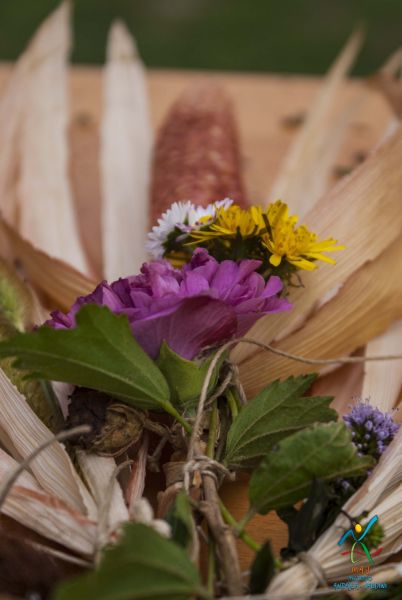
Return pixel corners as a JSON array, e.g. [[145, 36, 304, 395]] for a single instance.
[[269, 28, 364, 216], [233, 125, 402, 371], [361, 320, 402, 412], [268, 427, 402, 595], [101, 21, 152, 279], [0, 368, 96, 517], [0, 2, 89, 274], [0, 519, 83, 597], [77, 452, 128, 532], [127, 434, 148, 515], [311, 359, 364, 416], [0, 3, 87, 271], [150, 82, 246, 224], [367, 48, 402, 119], [239, 235, 402, 395], [0, 217, 95, 311], [0, 448, 96, 556]]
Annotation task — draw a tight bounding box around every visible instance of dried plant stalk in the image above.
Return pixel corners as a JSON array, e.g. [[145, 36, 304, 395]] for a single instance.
[[101, 21, 152, 279], [269, 28, 364, 216], [233, 125, 402, 368], [0, 217, 95, 311], [150, 82, 246, 224], [239, 235, 402, 396]]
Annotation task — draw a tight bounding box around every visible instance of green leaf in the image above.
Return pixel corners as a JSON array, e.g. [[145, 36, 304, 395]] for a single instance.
[[0, 305, 172, 413], [225, 374, 337, 468], [277, 479, 334, 558], [249, 541, 276, 594], [0, 259, 34, 331], [249, 422, 374, 514], [165, 490, 194, 550], [156, 342, 221, 410], [52, 523, 210, 600]]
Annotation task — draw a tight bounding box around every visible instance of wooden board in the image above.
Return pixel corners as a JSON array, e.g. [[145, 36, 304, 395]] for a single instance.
[[0, 63, 393, 564]]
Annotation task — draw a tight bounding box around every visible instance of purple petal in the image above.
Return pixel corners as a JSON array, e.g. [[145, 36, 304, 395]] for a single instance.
[[132, 297, 237, 359], [261, 275, 284, 298]]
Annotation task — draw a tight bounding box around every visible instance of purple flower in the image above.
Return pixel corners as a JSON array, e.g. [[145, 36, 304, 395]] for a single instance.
[[47, 249, 292, 359], [344, 402, 400, 459]]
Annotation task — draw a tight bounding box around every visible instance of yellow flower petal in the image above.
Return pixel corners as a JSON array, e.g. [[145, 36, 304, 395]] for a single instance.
[[269, 253, 282, 267]]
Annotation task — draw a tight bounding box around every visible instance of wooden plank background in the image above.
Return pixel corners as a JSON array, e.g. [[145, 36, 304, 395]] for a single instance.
[[0, 63, 394, 566]]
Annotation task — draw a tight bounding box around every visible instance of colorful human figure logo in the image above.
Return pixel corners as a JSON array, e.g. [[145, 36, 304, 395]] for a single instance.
[[338, 515, 380, 565]]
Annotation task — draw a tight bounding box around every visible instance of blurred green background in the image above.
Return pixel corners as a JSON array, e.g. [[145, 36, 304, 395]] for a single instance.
[[0, 0, 400, 74]]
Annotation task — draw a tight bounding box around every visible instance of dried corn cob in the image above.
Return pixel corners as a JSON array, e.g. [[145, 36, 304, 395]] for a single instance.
[[150, 82, 246, 224]]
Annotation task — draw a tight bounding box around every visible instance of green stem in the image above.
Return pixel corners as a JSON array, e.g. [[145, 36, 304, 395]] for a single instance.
[[219, 501, 261, 553], [236, 506, 256, 533], [226, 388, 238, 419], [207, 402, 219, 458], [166, 405, 192, 434]]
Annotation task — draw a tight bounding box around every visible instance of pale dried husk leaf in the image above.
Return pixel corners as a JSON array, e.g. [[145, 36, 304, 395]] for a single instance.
[[0, 448, 96, 556], [233, 124, 402, 369], [12, 2, 89, 274], [362, 320, 402, 412], [269, 28, 364, 216], [238, 235, 402, 396], [0, 216, 95, 311], [311, 360, 364, 415], [367, 48, 402, 119], [77, 451, 129, 531], [268, 427, 402, 595], [101, 21, 152, 279], [6, 487, 96, 557], [127, 434, 149, 515], [0, 368, 96, 518]]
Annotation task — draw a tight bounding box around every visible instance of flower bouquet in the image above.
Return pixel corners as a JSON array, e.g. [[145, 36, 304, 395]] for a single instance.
[[0, 4, 402, 600]]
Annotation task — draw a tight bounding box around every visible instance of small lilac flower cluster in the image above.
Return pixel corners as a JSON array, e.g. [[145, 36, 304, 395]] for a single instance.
[[344, 402, 400, 460]]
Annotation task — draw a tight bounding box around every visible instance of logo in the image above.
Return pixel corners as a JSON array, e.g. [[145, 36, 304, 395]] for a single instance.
[[337, 515, 383, 565]]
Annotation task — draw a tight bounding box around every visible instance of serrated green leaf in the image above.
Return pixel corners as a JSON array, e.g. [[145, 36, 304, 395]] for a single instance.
[[156, 342, 221, 410], [225, 374, 336, 468], [0, 305, 172, 413], [249, 422, 374, 514], [52, 523, 210, 600]]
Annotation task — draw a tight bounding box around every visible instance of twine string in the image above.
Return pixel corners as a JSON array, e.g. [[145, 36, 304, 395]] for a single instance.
[[183, 455, 233, 491]]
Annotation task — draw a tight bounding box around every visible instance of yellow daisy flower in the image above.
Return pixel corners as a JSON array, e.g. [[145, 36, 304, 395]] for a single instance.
[[190, 204, 259, 241], [261, 200, 344, 270]]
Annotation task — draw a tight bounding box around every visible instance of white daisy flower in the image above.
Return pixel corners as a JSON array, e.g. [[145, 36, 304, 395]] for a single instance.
[[146, 201, 194, 258], [146, 198, 234, 258]]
